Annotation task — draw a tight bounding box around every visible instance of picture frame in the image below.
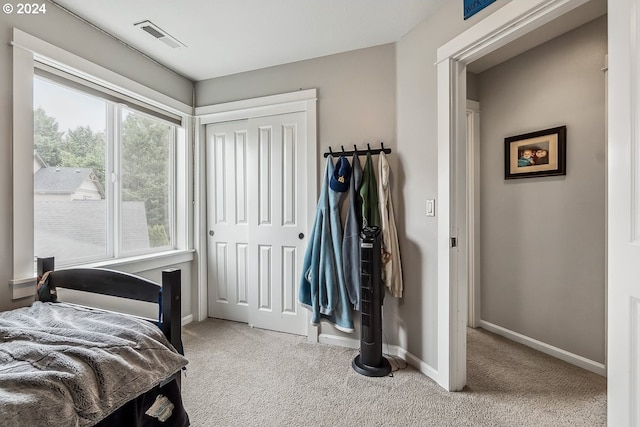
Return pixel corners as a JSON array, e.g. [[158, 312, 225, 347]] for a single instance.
[[504, 125, 566, 179]]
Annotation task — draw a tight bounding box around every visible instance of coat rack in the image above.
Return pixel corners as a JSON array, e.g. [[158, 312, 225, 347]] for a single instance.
[[323, 142, 392, 158]]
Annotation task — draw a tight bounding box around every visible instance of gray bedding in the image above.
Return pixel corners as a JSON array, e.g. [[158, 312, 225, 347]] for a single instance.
[[0, 302, 188, 427]]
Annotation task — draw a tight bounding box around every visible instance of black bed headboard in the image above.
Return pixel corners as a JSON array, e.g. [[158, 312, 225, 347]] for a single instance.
[[37, 257, 183, 355]]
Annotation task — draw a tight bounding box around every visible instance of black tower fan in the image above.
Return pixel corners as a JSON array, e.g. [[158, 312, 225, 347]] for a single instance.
[[352, 226, 391, 377]]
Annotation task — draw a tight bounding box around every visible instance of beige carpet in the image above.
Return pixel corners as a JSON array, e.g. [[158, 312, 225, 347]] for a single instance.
[[181, 319, 606, 426]]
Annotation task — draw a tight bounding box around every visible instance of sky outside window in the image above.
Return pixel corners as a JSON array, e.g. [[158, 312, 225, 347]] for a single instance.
[[34, 77, 106, 134]]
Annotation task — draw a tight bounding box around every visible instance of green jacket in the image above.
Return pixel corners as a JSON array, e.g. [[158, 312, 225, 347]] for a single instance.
[[360, 152, 380, 228]]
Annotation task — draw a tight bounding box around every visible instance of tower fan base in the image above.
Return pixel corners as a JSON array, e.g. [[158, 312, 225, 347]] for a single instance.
[[352, 354, 392, 377]]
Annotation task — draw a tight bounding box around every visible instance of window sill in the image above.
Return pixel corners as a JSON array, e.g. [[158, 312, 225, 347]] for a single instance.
[[11, 249, 195, 301], [78, 249, 195, 274]]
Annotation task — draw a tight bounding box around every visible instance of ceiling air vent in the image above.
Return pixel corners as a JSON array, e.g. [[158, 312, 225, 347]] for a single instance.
[[134, 20, 185, 49]]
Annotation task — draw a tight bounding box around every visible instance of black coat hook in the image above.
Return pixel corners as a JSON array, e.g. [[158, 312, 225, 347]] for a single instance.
[[324, 142, 391, 158]]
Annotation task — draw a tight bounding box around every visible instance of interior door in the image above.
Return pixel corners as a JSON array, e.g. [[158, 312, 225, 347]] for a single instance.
[[246, 113, 308, 335], [206, 120, 250, 324], [206, 112, 308, 336]]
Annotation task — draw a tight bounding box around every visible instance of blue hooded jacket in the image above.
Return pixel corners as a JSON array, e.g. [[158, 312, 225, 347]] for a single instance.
[[342, 153, 363, 310], [298, 156, 354, 333]]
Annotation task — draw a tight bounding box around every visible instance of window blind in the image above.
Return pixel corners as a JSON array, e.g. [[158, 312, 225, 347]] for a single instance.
[[34, 61, 183, 127]]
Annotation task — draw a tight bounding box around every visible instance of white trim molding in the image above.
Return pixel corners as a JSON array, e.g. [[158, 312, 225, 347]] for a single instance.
[[608, 2, 640, 424], [11, 28, 191, 115], [81, 250, 195, 273], [197, 89, 317, 125], [437, 0, 591, 65], [10, 277, 37, 300], [319, 331, 440, 379], [318, 333, 359, 349], [181, 314, 194, 326], [466, 100, 481, 329], [631, 298, 640, 425], [193, 115, 208, 323], [195, 89, 317, 117], [479, 320, 606, 377], [194, 89, 318, 337], [11, 38, 35, 299], [10, 28, 195, 300], [395, 347, 441, 380]]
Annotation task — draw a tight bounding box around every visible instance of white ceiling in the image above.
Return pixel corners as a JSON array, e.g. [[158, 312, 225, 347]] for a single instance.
[[52, 0, 447, 82], [467, 0, 607, 73]]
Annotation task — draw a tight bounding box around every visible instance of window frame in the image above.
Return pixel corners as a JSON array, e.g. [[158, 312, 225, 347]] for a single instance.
[[34, 75, 179, 263], [11, 28, 193, 299]]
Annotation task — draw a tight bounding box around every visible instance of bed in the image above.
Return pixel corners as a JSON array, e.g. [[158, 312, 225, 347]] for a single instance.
[[0, 257, 190, 427]]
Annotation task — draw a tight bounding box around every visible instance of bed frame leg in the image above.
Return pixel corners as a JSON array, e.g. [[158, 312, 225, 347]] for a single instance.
[[161, 268, 183, 390], [161, 268, 182, 355]]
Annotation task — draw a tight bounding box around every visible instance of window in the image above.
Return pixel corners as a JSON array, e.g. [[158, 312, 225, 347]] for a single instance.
[[10, 28, 192, 299], [33, 73, 178, 266]]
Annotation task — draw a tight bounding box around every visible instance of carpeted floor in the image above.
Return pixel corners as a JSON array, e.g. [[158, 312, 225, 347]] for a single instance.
[[180, 319, 606, 426]]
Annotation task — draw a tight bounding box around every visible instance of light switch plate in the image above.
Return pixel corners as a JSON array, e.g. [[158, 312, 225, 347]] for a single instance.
[[426, 199, 435, 217]]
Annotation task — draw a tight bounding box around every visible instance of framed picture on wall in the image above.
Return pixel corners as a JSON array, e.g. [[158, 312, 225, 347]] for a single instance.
[[504, 125, 567, 179]]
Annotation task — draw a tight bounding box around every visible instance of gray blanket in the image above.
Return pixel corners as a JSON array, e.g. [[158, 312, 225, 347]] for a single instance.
[[0, 302, 188, 427]]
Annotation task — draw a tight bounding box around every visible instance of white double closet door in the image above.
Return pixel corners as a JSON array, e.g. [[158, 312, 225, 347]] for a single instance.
[[206, 112, 308, 336]]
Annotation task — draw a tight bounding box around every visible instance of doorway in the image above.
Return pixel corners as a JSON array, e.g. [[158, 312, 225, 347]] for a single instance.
[[465, 13, 607, 377], [436, 0, 606, 391]]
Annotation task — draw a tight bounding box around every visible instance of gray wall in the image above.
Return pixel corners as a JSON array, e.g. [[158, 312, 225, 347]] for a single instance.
[[0, 9, 193, 313], [195, 1, 513, 360], [197, 43, 397, 340], [395, 0, 511, 369], [196, 43, 397, 162], [477, 16, 607, 363], [467, 72, 480, 102]]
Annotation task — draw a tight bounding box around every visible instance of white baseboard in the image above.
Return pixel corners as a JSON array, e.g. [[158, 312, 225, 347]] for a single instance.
[[318, 333, 359, 349], [10, 276, 37, 300], [181, 314, 193, 326], [478, 320, 606, 377], [393, 345, 440, 380], [317, 321, 606, 383], [318, 332, 441, 383]]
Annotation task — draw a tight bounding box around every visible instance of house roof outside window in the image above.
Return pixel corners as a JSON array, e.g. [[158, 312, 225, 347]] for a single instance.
[[34, 166, 105, 199]]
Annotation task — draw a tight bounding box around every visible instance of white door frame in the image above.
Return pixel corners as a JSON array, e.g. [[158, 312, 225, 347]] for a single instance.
[[436, 0, 591, 391], [607, 1, 640, 424], [193, 89, 318, 341], [466, 100, 481, 329]]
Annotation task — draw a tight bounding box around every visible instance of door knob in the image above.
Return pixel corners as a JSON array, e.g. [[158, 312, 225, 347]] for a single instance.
[[298, 233, 305, 240], [209, 230, 215, 236]]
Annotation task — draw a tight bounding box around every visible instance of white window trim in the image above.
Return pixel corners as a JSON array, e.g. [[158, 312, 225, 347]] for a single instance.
[[11, 28, 193, 300], [12, 28, 191, 116]]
